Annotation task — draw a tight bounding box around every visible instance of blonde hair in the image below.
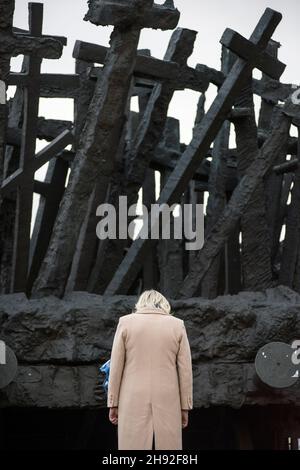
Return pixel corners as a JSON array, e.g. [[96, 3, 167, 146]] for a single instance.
[[134, 289, 172, 315]]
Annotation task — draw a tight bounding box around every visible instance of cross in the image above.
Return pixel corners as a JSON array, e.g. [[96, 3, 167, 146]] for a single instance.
[[8, 71, 78, 98], [4, 54, 154, 294], [31, 0, 181, 298], [12, 25, 67, 47], [25, 58, 93, 294], [1, 129, 73, 196], [74, 39, 210, 92], [84, 27, 208, 293], [84, 0, 180, 30], [156, 117, 184, 298], [27, 67, 155, 294], [0, 55, 28, 293], [200, 46, 237, 299], [69, 44, 211, 293], [0, 55, 70, 292], [178, 94, 300, 298], [9, 65, 156, 101], [1, 53, 82, 294], [0, 2, 65, 293], [74, 39, 289, 97], [6, 117, 73, 146], [279, 127, 300, 288], [104, 8, 286, 295], [233, 74, 273, 292], [28, 57, 98, 293], [0, 1, 62, 196]]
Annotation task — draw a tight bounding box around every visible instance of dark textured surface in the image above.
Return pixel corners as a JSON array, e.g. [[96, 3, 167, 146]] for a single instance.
[[0, 286, 300, 407], [0, 0, 16, 229], [31, 24, 142, 298], [31, 0, 182, 299], [234, 76, 273, 291], [88, 28, 200, 294], [179, 107, 291, 298], [2, 2, 299, 303], [201, 47, 235, 299], [105, 9, 284, 295], [280, 132, 300, 287], [74, 40, 209, 91], [84, 0, 180, 30]]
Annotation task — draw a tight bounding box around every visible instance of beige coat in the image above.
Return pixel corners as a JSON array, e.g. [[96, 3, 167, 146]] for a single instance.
[[107, 306, 193, 450]]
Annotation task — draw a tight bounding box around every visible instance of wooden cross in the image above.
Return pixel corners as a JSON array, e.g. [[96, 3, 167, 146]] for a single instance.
[[105, 8, 286, 295], [1, 129, 73, 196], [27, 57, 97, 293], [74, 38, 292, 99], [259, 42, 291, 271], [0, 2, 64, 293], [0, 1, 62, 191], [200, 47, 237, 299], [31, 0, 181, 298], [4, 55, 153, 293], [1, 57, 80, 294], [74, 39, 211, 92], [1, 53, 60, 293], [86, 27, 209, 293], [279, 126, 300, 288], [178, 95, 300, 298], [8, 71, 78, 99], [156, 118, 184, 298], [233, 76, 273, 291], [84, 0, 180, 30], [9, 66, 154, 101], [70, 39, 214, 293]]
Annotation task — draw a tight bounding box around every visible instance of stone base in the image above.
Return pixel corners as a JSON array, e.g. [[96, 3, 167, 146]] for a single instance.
[[1, 285, 300, 408]]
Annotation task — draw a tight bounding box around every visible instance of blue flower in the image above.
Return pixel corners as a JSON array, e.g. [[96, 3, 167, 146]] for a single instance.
[[99, 359, 110, 394]]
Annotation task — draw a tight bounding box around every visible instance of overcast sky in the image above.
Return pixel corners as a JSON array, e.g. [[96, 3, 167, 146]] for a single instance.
[[10, 0, 300, 231]]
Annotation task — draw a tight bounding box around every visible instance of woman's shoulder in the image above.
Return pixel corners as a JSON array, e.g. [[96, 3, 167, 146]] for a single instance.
[[118, 314, 131, 322], [118, 313, 135, 323], [119, 312, 184, 325]]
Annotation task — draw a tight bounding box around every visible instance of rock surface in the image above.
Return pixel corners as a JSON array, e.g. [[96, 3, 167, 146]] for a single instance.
[[0, 285, 300, 407]]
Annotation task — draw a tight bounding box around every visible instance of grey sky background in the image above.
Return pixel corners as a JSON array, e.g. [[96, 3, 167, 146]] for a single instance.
[[10, 0, 300, 232]]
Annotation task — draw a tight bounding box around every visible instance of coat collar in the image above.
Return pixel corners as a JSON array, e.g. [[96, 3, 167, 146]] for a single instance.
[[133, 307, 169, 315]]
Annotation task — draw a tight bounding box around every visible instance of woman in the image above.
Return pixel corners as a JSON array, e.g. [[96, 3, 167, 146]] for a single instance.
[[107, 289, 193, 450]]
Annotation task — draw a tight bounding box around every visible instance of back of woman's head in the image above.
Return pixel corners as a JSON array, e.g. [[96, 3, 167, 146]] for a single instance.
[[134, 289, 172, 315]]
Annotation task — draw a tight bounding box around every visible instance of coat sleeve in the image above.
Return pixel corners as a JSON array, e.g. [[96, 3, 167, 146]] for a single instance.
[[107, 318, 126, 408], [176, 321, 193, 410]]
